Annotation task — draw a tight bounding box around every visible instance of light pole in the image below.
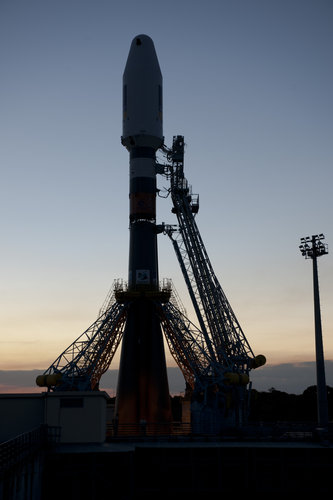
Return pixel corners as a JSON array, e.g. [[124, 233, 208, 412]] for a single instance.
[[299, 234, 329, 429]]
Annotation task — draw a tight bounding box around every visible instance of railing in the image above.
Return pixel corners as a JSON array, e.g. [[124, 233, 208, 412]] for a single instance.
[[0, 425, 61, 474], [107, 421, 192, 439], [106, 419, 333, 444], [243, 420, 333, 442]]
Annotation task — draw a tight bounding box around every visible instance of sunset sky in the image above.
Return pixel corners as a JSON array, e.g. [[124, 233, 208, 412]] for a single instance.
[[1, 1, 332, 392]]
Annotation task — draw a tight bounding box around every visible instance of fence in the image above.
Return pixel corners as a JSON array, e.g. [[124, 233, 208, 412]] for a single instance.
[[0, 425, 60, 475], [107, 421, 192, 438]]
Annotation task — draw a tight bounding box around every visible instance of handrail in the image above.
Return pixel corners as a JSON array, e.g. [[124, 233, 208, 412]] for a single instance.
[[0, 425, 60, 474], [106, 421, 192, 438]]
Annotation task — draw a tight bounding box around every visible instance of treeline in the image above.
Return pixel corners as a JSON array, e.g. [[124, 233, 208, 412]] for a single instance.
[[248, 385, 333, 422]]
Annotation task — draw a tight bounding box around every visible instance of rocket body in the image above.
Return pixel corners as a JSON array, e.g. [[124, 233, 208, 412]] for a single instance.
[[116, 35, 171, 430], [122, 34, 163, 288]]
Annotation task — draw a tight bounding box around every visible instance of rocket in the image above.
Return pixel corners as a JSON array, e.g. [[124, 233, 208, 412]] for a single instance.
[[115, 35, 172, 430], [122, 33, 163, 286]]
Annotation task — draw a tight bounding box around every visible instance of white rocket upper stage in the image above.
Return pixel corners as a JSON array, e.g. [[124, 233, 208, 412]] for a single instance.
[[122, 34, 163, 150]]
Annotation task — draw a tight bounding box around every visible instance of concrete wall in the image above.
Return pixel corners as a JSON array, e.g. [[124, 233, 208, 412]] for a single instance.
[[0, 391, 109, 444], [45, 392, 108, 443], [42, 442, 333, 496], [0, 394, 44, 442], [0, 449, 44, 500]]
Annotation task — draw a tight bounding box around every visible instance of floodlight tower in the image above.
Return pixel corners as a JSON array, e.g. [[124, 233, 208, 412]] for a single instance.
[[299, 234, 329, 429]]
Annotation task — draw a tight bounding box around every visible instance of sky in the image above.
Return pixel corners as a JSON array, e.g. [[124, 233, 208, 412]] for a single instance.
[[1, 0, 332, 393]]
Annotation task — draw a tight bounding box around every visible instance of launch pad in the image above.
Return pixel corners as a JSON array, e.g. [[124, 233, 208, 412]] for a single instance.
[[36, 35, 265, 435]]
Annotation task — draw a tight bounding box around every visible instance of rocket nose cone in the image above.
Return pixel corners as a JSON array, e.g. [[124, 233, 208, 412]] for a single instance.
[[124, 34, 161, 76], [133, 34, 153, 46], [122, 34, 163, 148]]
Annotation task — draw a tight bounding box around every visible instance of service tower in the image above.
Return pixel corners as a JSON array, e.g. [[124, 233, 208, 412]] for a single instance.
[[115, 35, 172, 429]]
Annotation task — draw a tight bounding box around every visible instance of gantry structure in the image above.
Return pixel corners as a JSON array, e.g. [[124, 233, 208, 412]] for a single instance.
[[37, 136, 265, 428]]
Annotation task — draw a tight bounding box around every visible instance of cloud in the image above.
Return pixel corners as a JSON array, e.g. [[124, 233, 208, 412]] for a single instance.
[[250, 360, 333, 394], [0, 370, 43, 387], [0, 385, 41, 394], [1, 362, 332, 396]]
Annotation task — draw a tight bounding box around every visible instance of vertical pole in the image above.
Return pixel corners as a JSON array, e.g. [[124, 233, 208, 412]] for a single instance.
[[312, 237, 328, 429]]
